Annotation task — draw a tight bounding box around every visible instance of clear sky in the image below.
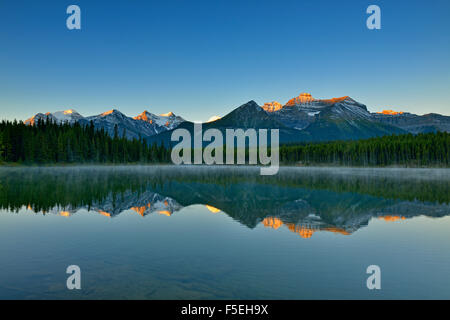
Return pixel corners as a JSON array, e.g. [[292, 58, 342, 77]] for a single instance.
[[0, 0, 449, 122]]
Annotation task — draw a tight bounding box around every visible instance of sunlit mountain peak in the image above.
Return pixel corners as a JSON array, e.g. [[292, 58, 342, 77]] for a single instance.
[[134, 111, 152, 122], [263, 92, 353, 111], [319, 96, 350, 104], [101, 109, 118, 116], [261, 101, 283, 112], [285, 92, 315, 106], [160, 112, 174, 117]]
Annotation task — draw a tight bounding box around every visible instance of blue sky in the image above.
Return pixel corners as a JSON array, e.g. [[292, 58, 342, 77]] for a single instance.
[[0, 0, 449, 122]]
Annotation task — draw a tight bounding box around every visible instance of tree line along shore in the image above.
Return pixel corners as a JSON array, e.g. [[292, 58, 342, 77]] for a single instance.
[[0, 119, 449, 167]]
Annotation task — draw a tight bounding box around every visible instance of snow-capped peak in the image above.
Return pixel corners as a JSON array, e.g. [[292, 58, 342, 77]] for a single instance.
[[25, 109, 84, 125], [52, 109, 83, 121], [134, 110, 185, 130]]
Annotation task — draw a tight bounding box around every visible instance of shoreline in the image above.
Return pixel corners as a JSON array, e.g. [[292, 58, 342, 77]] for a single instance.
[[1, 162, 449, 169]]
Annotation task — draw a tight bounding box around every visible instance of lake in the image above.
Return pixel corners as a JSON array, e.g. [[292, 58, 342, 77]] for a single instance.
[[0, 166, 449, 299]]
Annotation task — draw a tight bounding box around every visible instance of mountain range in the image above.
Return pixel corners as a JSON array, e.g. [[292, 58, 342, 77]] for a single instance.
[[24, 92, 450, 144], [25, 108, 185, 140]]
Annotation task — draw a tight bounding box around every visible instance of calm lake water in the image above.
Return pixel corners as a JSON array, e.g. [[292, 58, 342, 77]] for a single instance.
[[0, 166, 450, 299]]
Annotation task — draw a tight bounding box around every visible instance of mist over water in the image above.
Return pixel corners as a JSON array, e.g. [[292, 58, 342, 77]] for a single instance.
[[0, 166, 449, 299]]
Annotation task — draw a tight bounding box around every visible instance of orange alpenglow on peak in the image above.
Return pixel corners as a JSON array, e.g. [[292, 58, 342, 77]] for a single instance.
[[133, 110, 153, 123], [319, 96, 349, 104], [261, 101, 283, 112], [377, 110, 404, 115], [160, 112, 174, 117], [285, 92, 315, 106], [63, 109, 75, 114], [101, 109, 116, 116], [262, 92, 352, 111]]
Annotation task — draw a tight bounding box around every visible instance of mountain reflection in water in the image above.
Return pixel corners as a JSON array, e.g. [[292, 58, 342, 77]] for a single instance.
[[1, 166, 449, 239]]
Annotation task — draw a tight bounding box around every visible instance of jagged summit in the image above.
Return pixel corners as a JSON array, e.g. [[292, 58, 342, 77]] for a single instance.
[[134, 110, 153, 122], [285, 92, 315, 106], [100, 109, 123, 117], [263, 93, 356, 112], [261, 101, 283, 112], [208, 100, 285, 130], [134, 110, 184, 129], [237, 100, 261, 110]]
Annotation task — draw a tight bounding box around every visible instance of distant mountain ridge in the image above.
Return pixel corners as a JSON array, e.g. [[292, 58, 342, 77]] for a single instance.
[[373, 112, 450, 134], [24, 92, 450, 143], [25, 108, 185, 140]]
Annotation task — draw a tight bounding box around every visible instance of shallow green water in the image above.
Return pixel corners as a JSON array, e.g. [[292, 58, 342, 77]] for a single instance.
[[0, 166, 449, 299]]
